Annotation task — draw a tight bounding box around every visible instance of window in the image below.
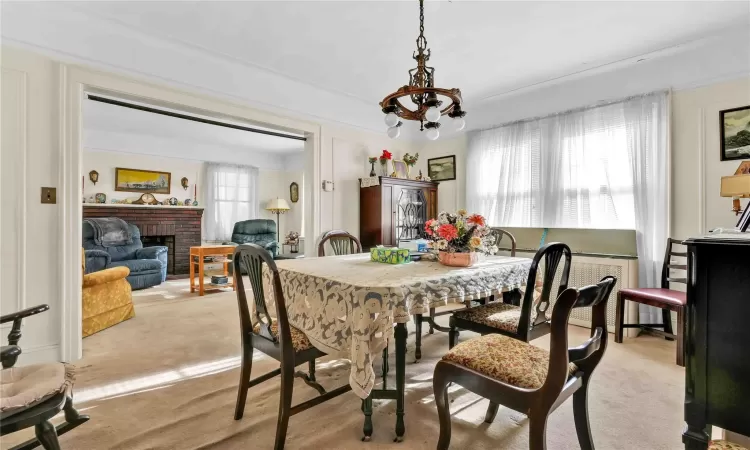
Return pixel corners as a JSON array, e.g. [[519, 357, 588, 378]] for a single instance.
[[467, 94, 666, 230], [204, 163, 259, 242]]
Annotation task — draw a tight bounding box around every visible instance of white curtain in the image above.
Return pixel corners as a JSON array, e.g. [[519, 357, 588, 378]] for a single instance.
[[467, 92, 669, 322], [203, 163, 259, 242]]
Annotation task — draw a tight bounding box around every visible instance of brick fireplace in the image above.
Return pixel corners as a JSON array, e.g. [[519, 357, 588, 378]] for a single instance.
[[83, 205, 203, 275]]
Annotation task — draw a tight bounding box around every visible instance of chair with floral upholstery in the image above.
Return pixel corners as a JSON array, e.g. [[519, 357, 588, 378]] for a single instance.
[[433, 276, 617, 450], [232, 243, 352, 450], [81, 249, 134, 337], [448, 242, 572, 349], [1, 305, 89, 449]]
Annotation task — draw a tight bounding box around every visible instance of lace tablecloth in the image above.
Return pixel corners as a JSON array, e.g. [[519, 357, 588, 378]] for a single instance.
[[260, 254, 532, 398]]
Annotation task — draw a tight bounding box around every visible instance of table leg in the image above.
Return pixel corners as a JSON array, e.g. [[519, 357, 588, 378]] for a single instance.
[[189, 253, 195, 293], [198, 254, 205, 296], [503, 288, 522, 306], [413, 314, 422, 362], [394, 322, 406, 442], [361, 397, 373, 441]]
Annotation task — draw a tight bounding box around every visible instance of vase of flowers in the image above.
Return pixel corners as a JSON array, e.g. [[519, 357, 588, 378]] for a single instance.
[[368, 157, 377, 177], [379, 149, 392, 176], [423, 210, 497, 267], [284, 231, 300, 253], [403, 152, 419, 178]]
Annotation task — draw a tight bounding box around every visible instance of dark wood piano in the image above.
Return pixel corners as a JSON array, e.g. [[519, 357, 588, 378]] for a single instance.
[[683, 236, 750, 449]]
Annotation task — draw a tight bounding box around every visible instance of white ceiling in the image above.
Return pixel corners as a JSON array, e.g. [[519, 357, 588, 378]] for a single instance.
[[2, 1, 749, 136], [83, 98, 306, 154], [62, 1, 750, 104]]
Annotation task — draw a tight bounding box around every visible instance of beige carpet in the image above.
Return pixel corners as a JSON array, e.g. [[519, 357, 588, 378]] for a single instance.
[[3, 279, 685, 449]]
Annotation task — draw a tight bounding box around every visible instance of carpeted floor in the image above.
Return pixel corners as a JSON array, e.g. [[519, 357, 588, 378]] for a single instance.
[[3, 279, 686, 449]]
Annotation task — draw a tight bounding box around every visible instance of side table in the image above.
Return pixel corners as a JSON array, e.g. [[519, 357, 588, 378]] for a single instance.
[[190, 245, 236, 296]]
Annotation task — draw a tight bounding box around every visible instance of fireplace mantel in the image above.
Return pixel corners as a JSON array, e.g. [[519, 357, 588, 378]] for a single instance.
[[83, 205, 204, 275]]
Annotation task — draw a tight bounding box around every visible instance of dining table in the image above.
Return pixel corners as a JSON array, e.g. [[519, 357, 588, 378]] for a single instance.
[[260, 252, 532, 442]]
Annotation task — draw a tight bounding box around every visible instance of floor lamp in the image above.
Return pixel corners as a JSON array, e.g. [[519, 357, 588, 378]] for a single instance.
[[265, 197, 291, 242]]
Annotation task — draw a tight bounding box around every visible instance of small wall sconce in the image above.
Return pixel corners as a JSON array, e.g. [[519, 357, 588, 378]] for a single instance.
[[181, 177, 189, 190], [89, 170, 99, 185]]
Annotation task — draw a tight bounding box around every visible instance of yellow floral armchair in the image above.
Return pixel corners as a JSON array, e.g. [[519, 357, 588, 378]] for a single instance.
[[82, 249, 134, 337]]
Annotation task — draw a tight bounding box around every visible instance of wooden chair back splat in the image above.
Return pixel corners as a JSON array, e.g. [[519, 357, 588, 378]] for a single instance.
[[447, 242, 573, 350], [233, 244, 352, 450], [318, 230, 362, 257]]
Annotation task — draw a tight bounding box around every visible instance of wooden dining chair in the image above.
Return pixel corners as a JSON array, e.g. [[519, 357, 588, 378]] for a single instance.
[[614, 238, 687, 366], [1, 305, 90, 450], [448, 242, 572, 348], [490, 227, 517, 256], [317, 230, 362, 257], [233, 243, 352, 450], [413, 228, 519, 360], [434, 276, 617, 450]]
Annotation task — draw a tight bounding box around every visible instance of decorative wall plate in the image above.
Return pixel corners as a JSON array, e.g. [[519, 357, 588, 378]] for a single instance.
[[290, 182, 299, 203]]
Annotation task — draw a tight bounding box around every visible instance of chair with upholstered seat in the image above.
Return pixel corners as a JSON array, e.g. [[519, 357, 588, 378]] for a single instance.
[[614, 238, 687, 366], [317, 230, 362, 256], [1, 305, 89, 449], [232, 243, 352, 450], [434, 276, 617, 450], [447, 242, 572, 350]]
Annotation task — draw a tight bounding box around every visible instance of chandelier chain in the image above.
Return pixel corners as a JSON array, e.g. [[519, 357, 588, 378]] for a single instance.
[[416, 0, 427, 53]]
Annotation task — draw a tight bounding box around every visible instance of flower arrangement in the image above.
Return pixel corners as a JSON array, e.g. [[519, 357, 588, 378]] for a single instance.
[[283, 231, 300, 245], [403, 152, 419, 167], [423, 210, 496, 266], [379, 149, 392, 165]]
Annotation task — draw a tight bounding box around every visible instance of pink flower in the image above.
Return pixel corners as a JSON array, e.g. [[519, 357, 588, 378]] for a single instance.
[[437, 224, 459, 241], [424, 219, 437, 235]]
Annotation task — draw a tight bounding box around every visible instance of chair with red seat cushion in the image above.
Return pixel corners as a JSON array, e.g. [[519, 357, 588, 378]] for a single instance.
[[614, 238, 687, 366]]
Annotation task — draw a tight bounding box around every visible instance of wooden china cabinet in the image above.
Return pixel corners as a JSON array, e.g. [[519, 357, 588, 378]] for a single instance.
[[359, 176, 438, 250]]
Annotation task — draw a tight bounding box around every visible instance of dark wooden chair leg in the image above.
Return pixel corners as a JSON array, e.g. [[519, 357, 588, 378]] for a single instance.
[[528, 411, 549, 450], [414, 314, 423, 362], [448, 325, 459, 349], [35, 420, 61, 450], [428, 307, 436, 334], [234, 341, 254, 420], [308, 360, 317, 382], [662, 309, 675, 341], [614, 292, 624, 344], [274, 365, 295, 450], [676, 306, 685, 367], [573, 377, 594, 450], [433, 367, 452, 450], [484, 401, 500, 423]]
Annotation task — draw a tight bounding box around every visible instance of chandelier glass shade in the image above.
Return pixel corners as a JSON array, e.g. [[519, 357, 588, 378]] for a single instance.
[[380, 0, 466, 139]]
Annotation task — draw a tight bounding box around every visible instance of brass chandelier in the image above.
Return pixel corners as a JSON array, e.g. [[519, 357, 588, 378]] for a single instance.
[[380, 0, 466, 140]]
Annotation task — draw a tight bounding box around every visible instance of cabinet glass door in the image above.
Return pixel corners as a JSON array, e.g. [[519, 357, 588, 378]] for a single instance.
[[395, 188, 427, 245]]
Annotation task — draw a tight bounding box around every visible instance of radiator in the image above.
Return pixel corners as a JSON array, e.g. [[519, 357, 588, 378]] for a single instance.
[[514, 251, 639, 335]]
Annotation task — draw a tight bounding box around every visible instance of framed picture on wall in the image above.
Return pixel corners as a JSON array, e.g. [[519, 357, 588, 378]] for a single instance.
[[427, 155, 456, 181], [114, 167, 172, 194], [392, 160, 408, 178], [720, 105, 750, 161]]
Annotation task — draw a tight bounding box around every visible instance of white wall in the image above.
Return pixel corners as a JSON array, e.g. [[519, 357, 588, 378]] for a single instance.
[[413, 135, 468, 214], [1, 47, 62, 364], [83, 149, 204, 204], [672, 77, 750, 238]]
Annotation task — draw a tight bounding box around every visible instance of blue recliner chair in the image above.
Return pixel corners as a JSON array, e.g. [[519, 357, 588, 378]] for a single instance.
[[229, 219, 278, 257], [83, 221, 167, 290]]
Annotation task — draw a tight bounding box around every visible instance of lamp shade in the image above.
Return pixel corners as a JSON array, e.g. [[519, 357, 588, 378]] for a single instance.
[[720, 174, 750, 197], [266, 198, 291, 212]]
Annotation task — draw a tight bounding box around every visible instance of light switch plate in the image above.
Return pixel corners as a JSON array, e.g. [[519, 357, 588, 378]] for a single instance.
[[41, 187, 57, 204], [321, 180, 334, 192]]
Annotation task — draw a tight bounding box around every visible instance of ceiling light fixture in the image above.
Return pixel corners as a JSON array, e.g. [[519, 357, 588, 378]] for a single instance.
[[380, 0, 466, 140]]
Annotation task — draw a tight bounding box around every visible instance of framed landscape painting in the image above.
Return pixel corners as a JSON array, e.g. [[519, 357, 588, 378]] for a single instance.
[[115, 167, 171, 194], [428, 155, 456, 181], [720, 105, 750, 161]]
